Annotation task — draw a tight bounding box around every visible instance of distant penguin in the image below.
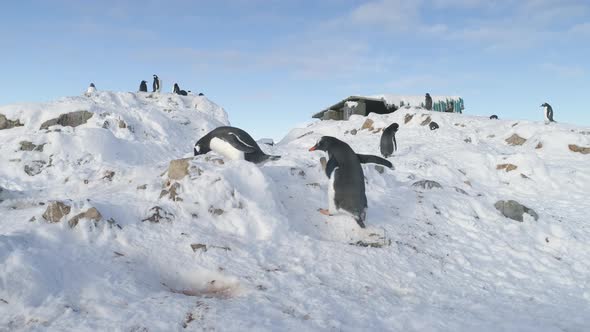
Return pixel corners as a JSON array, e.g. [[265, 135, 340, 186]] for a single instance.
[[139, 80, 148, 92], [152, 75, 161, 92], [309, 136, 368, 228], [85, 83, 96, 96], [380, 122, 399, 158], [198, 93, 204, 96], [425, 93, 433, 111], [173, 83, 188, 96], [429, 122, 439, 130], [194, 126, 280, 164], [541, 103, 555, 123], [490, 115, 498, 120]]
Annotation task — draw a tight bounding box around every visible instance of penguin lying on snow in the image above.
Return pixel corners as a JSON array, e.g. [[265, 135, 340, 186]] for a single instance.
[[194, 126, 280, 164], [309, 136, 392, 228], [541, 103, 555, 123], [429, 122, 439, 130], [173, 83, 188, 96], [139, 80, 148, 92], [490, 115, 498, 120], [380, 122, 399, 158]]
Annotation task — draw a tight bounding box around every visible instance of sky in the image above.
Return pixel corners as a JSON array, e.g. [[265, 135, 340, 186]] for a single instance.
[[1, 0, 589, 139]]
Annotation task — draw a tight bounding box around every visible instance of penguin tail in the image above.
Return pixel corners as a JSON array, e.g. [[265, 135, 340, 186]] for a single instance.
[[269, 155, 281, 161]]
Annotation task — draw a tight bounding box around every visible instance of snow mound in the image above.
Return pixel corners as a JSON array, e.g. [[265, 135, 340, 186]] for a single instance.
[[1, 99, 590, 331]]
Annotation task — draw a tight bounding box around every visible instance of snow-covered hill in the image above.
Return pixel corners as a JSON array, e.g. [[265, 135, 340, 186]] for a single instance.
[[1, 93, 590, 331]]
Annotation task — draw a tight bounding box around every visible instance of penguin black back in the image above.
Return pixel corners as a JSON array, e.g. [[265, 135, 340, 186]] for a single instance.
[[380, 122, 399, 158], [490, 115, 498, 120], [429, 122, 439, 130], [139, 80, 148, 92]]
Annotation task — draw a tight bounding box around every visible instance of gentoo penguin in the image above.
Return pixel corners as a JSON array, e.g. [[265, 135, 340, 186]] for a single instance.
[[490, 115, 498, 120], [429, 122, 439, 130], [139, 80, 148, 92], [152, 74, 161, 93], [425, 93, 433, 110], [541, 103, 555, 123], [194, 126, 280, 164], [173, 83, 188, 96], [84, 83, 96, 96], [309, 136, 368, 228], [380, 122, 399, 158]]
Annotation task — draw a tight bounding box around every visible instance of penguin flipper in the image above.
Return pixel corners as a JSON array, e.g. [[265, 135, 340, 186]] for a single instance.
[[225, 133, 257, 153], [356, 154, 393, 169], [325, 158, 338, 178]]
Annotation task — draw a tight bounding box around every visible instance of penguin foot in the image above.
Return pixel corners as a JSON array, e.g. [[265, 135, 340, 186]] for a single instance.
[[318, 208, 331, 216]]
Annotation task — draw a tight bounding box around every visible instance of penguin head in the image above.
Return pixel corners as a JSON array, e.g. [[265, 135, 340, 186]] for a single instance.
[[90, 83, 95, 88], [426, 93, 430, 97], [193, 141, 211, 156], [141, 80, 146, 84], [309, 136, 334, 152], [153, 75, 158, 79], [540, 102, 549, 107]]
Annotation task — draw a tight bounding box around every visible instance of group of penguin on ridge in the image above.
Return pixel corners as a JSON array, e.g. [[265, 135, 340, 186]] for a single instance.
[[85, 75, 204, 97], [193, 123, 399, 229]]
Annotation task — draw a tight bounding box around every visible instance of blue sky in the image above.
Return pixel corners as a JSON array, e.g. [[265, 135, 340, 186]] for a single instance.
[[1, 0, 589, 139]]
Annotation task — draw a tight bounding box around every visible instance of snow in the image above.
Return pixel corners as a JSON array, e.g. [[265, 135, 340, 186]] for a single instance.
[[1, 91, 590, 331]]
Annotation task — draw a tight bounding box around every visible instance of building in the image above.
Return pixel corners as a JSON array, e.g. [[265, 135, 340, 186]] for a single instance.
[[313, 94, 464, 121]]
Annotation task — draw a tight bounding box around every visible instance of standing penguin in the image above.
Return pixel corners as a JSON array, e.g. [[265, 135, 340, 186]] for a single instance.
[[380, 123, 399, 158], [425, 93, 433, 110], [152, 75, 161, 93], [541, 103, 555, 123], [173, 83, 188, 96], [139, 80, 148, 92], [194, 126, 280, 164], [490, 115, 498, 120], [309, 136, 370, 228], [85, 83, 96, 96]]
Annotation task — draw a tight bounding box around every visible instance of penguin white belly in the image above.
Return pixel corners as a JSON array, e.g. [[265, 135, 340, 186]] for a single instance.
[[544, 107, 549, 122], [86, 87, 96, 94], [328, 167, 339, 214], [210, 137, 245, 160]]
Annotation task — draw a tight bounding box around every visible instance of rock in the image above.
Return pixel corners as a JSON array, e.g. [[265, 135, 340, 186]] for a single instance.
[[412, 180, 442, 190], [496, 163, 518, 172], [160, 182, 182, 201], [290, 167, 305, 177], [42, 201, 71, 223], [24, 160, 47, 176], [0, 114, 24, 130], [494, 200, 539, 222], [360, 119, 374, 131], [404, 114, 414, 124], [40, 110, 93, 130], [168, 158, 191, 180], [208, 206, 224, 216], [142, 206, 173, 223], [68, 207, 103, 228], [136, 184, 147, 190], [102, 170, 115, 181], [306, 183, 320, 188], [535, 142, 543, 149], [118, 120, 127, 128], [374, 165, 384, 174], [420, 116, 432, 126], [568, 144, 590, 154], [350, 129, 358, 135], [454, 187, 468, 195], [464, 137, 472, 143], [505, 134, 526, 146], [191, 244, 207, 252], [19, 141, 35, 151]]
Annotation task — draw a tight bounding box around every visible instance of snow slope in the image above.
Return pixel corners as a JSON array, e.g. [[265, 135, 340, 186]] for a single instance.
[[1, 93, 590, 331]]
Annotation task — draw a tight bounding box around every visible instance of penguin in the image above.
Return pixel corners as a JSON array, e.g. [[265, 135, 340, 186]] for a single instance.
[[85, 83, 96, 96], [429, 122, 439, 130], [139, 80, 148, 92], [198, 93, 204, 96], [194, 126, 280, 164], [425, 93, 433, 111], [173, 83, 188, 96], [152, 75, 161, 93], [380, 122, 399, 158], [309, 136, 368, 228], [541, 103, 555, 123], [490, 115, 498, 120]]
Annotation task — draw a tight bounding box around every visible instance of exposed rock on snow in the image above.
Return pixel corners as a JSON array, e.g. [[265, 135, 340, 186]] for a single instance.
[[404, 113, 414, 124], [24, 160, 47, 176], [360, 118, 374, 131], [505, 133, 527, 146], [68, 207, 103, 228], [19, 141, 45, 152], [168, 158, 191, 180], [42, 201, 71, 222], [496, 163, 518, 172], [494, 200, 539, 222], [420, 115, 432, 126], [142, 206, 174, 223], [412, 179, 442, 190], [39, 110, 93, 129], [0, 113, 23, 130], [568, 144, 590, 154]]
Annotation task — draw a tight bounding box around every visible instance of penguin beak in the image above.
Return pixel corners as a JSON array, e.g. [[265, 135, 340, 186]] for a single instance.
[[308, 145, 317, 152]]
